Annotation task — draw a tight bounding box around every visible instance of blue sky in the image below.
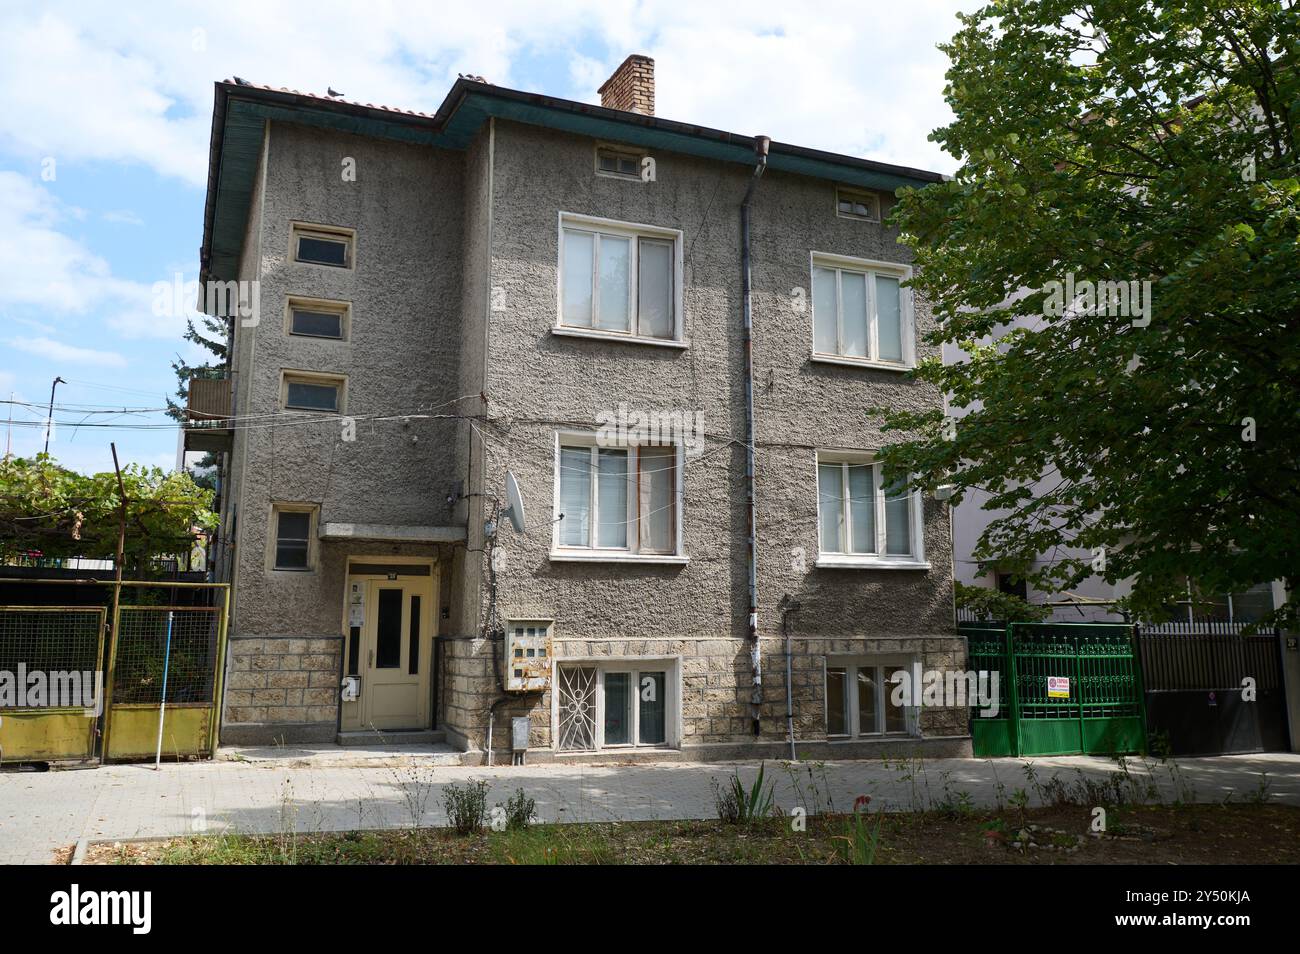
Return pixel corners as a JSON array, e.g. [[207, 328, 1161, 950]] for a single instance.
[[0, 0, 971, 475]]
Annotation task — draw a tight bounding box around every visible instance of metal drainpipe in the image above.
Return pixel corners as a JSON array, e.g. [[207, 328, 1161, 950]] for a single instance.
[[779, 595, 801, 759], [742, 135, 770, 736]]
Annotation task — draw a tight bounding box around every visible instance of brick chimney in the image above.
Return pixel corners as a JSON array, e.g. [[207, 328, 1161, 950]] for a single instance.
[[598, 54, 655, 115]]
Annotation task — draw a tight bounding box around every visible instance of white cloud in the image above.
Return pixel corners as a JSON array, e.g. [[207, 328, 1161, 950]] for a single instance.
[[0, 1, 971, 187], [0, 171, 185, 339], [103, 209, 144, 225], [7, 336, 127, 367]]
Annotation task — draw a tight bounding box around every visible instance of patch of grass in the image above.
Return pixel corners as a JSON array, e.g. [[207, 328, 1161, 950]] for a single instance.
[[85, 803, 1300, 866]]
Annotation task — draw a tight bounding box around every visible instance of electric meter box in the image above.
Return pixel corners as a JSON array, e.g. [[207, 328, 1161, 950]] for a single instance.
[[505, 621, 552, 692]]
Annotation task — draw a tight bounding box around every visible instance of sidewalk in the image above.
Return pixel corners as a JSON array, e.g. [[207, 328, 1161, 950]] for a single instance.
[[2, 750, 1296, 864]]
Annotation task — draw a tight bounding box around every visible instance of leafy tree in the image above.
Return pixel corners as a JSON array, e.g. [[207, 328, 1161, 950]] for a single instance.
[[0, 454, 216, 567], [166, 310, 229, 422], [955, 581, 1052, 623], [880, 0, 1299, 625]]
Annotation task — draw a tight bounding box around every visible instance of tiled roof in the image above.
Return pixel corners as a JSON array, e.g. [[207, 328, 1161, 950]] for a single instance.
[[221, 77, 491, 120]]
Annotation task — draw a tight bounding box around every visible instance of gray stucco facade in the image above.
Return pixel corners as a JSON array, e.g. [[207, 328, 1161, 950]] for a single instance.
[[200, 76, 970, 761]]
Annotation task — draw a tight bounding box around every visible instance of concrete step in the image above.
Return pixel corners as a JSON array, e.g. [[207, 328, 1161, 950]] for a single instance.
[[336, 729, 446, 746]]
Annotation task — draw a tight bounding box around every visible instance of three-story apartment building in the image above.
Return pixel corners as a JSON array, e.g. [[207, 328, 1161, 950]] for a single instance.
[[188, 56, 970, 762]]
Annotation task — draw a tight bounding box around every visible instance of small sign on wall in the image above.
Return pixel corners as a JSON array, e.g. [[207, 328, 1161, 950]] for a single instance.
[[1047, 676, 1070, 699], [348, 582, 365, 628]]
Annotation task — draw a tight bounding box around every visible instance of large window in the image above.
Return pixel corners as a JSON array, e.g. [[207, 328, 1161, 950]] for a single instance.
[[816, 453, 925, 568], [826, 658, 916, 738], [556, 663, 673, 751], [811, 254, 911, 367], [559, 215, 681, 342], [553, 437, 681, 560]]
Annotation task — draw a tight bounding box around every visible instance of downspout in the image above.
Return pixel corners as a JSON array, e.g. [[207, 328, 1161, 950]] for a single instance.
[[741, 135, 770, 736], [779, 595, 800, 760]]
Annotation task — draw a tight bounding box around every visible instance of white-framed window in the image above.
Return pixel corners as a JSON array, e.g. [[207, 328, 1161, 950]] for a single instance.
[[835, 187, 881, 222], [557, 213, 684, 344], [810, 253, 913, 368], [280, 371, 345, 413], [826, 656, 917, 738], [270, 503, 318, 571], [291, 223, 354, 269], [815, 451, 926, 569], [286, 296, 349, 340], [595, 145, 642, 180], [554, 660, 677, 751], [551, 433, 685, 563]]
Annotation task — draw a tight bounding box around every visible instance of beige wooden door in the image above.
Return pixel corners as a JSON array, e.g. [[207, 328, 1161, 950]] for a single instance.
[[360, 577, 433, 730]]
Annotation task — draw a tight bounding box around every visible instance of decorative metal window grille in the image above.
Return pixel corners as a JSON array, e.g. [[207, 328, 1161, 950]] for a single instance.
[[557, 665, 597, 751]]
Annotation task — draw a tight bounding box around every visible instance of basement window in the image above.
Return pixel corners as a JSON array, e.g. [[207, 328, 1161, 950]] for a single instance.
[[556, 662, 675, 751], [826, 656, 917, 738], [595, 146, 642, 180], [292, 223, 354, 269]]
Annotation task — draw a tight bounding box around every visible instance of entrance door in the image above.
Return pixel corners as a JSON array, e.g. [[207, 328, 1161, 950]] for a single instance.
[[351, 574, 434, 731]]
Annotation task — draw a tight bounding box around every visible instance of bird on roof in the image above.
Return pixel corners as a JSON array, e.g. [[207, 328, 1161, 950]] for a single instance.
[[327, 87, 345, 98], [231, 76, 252, 86]]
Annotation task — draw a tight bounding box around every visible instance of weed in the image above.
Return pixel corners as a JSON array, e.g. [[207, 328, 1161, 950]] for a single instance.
[[442, 779, 490, 835], [498, 788, 537, 831], [833, 801, 882, 865], [1247, 772, 1272, 806], [712, 762, 776, 825]]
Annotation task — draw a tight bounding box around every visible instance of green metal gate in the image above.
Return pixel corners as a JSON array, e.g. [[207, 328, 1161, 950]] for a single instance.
[[964, 622, 1146, 757]]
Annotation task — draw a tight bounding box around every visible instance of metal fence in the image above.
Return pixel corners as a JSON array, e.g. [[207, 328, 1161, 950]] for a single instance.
[[0, 580, 228, 764], [962, 621, 1145, 757], [0, 606, 106, 761], [110, 607, 220, 705], [1138, 622, 1289, 755]]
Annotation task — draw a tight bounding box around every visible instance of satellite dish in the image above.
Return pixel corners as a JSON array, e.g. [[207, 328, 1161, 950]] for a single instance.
[[502, 470, 526, 533]]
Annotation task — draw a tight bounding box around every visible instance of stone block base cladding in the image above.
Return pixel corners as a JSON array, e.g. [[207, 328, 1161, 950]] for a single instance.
[[221, 635, 341, 744], [438, 633, 969, 761]]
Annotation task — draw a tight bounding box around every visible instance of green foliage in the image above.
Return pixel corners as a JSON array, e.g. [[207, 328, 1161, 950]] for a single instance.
[[834, 804, 883, 865], [711, 762, 776, 825], [441, 780, 489, 835], [167, 313, 230, 423], [0, 454, 215, 563], [498, 788, 537, 831], [878, 1, 1300, 627], [955, 580, 1051, 622]]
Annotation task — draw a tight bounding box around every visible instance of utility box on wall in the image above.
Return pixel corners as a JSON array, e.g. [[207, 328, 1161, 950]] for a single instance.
[[504, 620, 552, 692]]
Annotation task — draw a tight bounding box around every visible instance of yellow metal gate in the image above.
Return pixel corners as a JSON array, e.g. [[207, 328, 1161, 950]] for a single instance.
[[0, 606, 107, 762], [103, 585, 229, 761], [0, 581, 228, 764]]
